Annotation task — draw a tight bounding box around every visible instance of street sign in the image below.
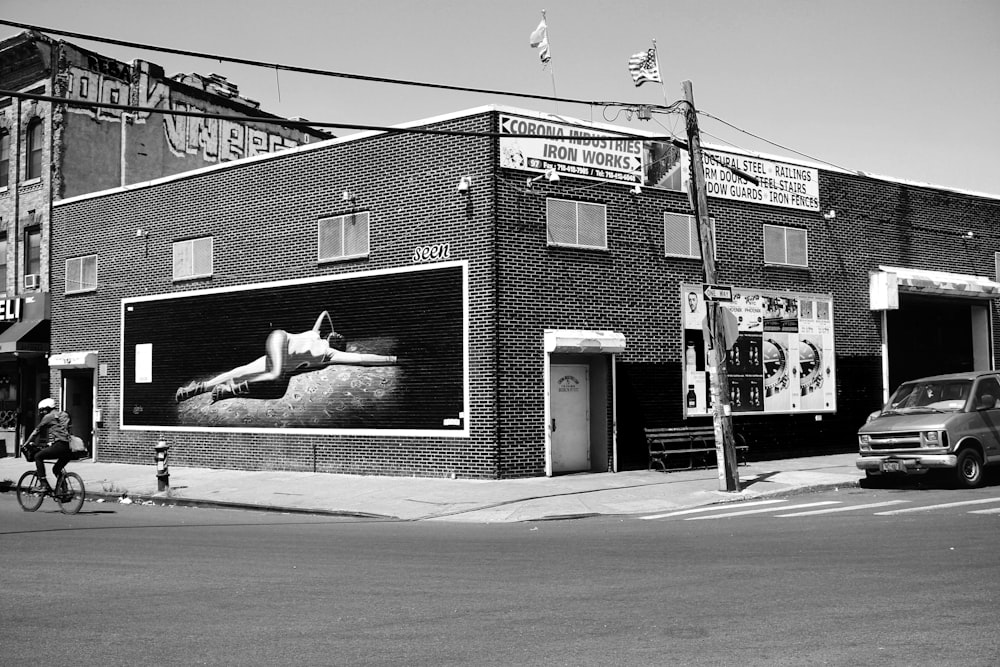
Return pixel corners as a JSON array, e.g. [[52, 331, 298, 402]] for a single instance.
[[703, 283, 733, 302]]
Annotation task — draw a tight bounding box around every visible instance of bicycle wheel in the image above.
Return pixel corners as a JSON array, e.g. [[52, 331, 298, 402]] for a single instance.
[[55, 472, 86, 515], [16, 471, 45, 512]]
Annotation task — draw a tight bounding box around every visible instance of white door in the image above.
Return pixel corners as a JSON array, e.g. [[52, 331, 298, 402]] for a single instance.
[[550, 364, 590, 473]]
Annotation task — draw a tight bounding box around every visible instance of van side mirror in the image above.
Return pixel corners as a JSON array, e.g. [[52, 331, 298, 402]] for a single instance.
[[978, 394, 996, 410]]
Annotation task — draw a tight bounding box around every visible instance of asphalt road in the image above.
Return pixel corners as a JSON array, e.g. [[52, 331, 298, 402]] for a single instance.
[[2, 484, 998, 666]]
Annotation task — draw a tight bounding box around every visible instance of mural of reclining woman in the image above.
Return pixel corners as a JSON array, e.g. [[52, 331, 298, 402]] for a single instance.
[[175, 311, 398, 403]]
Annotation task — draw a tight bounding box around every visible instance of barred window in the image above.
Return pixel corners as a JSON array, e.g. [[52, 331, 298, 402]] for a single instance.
[[763, 224, 808, 267], [664, 212, 715, 259], [546, 198, 607, 250], [66, 254, 98, 294], [173, 237, 213, 281], [319, 211, 370, 262]]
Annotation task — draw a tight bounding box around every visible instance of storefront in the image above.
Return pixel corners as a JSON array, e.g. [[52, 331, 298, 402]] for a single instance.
[[0, 293, 50, 458]]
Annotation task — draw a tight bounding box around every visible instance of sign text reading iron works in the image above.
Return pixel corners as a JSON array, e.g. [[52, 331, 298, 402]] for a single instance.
[[499, 114, 643, 184]]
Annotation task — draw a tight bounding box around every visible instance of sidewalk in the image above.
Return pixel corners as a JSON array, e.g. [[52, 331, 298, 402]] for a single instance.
[[0, 452, 864, 523]]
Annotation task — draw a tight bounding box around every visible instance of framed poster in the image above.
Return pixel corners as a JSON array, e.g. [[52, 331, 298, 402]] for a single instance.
[[682, 284, 836, 416], [121, 262, 468, 436]]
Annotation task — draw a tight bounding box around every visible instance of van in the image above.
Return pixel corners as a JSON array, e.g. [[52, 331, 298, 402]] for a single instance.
[[856, 371, 1000, 487]]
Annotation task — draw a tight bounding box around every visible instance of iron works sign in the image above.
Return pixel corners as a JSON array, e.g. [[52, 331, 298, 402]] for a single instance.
[[499, 114, 643, 184]]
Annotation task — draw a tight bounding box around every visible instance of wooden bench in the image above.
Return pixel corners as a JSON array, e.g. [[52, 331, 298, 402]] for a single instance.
[[646, 426, 749, 472]]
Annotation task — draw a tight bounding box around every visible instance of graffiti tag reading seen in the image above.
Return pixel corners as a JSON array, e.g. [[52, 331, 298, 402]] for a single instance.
[[412, 243, 451, 263]]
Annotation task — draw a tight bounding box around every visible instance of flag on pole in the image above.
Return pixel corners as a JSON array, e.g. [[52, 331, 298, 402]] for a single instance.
[[530, 18, 550, 66], [628, 47, 661, 86]]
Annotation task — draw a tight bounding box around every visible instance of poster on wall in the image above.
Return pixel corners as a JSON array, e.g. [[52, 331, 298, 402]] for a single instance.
[[682, 284, 836, 417], [121, 262, 468, 436]]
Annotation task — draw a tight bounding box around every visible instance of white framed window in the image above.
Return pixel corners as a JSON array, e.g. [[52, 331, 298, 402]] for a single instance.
[[763, 224, 808, 267], [994, 252, 1000, 283], [664, 212, 715, 259], [546, 198, 607, 250], [173, 237, 213, 281], [319, 211, 370, 262], [66, 254, 98, 294]]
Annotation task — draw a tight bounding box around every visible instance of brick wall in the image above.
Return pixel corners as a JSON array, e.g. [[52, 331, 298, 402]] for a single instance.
[[52, 107, 1000, 478], [53, 113, 501, 479]]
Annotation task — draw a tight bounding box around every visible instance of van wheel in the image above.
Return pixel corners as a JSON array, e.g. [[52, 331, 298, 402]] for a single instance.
[[954, 449, 984, 488]]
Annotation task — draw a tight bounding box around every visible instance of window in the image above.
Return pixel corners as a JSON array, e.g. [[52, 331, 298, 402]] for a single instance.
[[0, 234, 7, 292], [66, 255, 98, 294], [763, 224, 808, 267], [24, 226, 40, 276], [318, 211, 369, 262], [0, 130, 9, 189], [994, 252, 1000, 283], [26, 118, 42, 181], [664, 212, 715, 259], [173, 237, 213, 281], [546, 198, 607, 250]]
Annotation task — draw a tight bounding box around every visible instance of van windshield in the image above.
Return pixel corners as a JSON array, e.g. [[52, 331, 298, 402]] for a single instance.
[[885, 379, 971, 413]]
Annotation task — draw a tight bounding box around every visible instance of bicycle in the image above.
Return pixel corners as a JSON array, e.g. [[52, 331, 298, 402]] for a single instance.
[[16, 444, 87, 514]]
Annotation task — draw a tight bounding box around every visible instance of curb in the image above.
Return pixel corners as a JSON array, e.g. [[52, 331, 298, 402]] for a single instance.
[[85, 490, 395, 520]]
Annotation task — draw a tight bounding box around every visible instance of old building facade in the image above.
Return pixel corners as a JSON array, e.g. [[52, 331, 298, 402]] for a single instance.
[[0, 30, 327, 455], [48, 105, 1000, 478]]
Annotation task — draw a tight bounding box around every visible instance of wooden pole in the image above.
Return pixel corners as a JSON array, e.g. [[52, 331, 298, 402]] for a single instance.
[[682, 80, 740, 493]]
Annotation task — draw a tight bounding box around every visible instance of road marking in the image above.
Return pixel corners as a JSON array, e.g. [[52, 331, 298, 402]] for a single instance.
[[639, 499, 787, 520], [968, 507, 1000, 515], [873, 497, 1000, 515], [684, 501, 840, 520], [776, 500, 909, 517]]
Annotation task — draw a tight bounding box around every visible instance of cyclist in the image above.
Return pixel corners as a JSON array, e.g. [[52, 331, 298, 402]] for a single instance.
[[25, 398, 72, 494]]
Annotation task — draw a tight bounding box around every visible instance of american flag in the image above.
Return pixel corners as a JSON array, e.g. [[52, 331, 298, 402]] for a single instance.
[[628, 47, 661, 87]]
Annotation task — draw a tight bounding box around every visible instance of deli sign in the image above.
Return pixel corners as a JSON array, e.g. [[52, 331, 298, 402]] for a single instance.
[[0, 298, 21, 322]]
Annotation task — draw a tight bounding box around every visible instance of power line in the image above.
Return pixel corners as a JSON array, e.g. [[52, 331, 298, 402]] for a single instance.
[[696, 109, 853, 173], [1, 88, 679, 143], [0, 19, 673, 114]]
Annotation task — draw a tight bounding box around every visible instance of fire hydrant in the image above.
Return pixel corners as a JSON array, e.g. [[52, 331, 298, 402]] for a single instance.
[[154, 441, 170, 492]]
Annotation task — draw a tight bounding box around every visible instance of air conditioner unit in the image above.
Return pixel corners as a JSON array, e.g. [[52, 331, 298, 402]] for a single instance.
[[24, 274, 40, 290]]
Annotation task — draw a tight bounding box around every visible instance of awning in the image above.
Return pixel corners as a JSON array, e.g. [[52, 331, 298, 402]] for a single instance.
[[49, 351, 99, 369], [544, 329, 627, 354], [0, 318, 49, 354], [870, 266, 1000, 310]]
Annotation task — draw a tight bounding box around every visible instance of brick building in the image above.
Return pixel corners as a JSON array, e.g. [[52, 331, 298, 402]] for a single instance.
[[0, 30, 327, 455], [49, 105, 1000, 478]]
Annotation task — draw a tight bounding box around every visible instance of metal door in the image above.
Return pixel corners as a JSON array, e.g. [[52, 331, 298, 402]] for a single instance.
[[550, 364, 590, 473]]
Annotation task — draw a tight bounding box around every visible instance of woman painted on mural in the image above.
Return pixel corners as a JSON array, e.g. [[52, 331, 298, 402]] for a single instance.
[[175, 311, 398, 402]]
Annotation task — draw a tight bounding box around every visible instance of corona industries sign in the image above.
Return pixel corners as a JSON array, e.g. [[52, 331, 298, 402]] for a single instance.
[[499, 114, 643, 184]]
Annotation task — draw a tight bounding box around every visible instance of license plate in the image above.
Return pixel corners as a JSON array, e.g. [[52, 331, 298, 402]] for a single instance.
[[880, 460, 903, 473]]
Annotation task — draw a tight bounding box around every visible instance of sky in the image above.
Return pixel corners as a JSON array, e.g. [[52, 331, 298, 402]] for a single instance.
[[2, 0, 999, 195]]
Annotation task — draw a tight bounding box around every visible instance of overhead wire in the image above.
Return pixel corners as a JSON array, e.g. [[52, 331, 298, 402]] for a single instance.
[[0, 18, 673, 114], [0, 88, 682, 143], [2, 19, 945, 195], [696, 109, 853, 173]]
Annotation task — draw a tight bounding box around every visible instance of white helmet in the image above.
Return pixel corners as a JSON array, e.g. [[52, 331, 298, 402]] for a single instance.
[[38, 398, 55, 411]]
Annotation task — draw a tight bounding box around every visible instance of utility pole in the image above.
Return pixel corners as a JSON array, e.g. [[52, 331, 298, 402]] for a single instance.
[[682, 80, 740, 492]]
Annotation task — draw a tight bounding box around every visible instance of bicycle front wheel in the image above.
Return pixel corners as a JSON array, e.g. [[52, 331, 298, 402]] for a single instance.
[[55, 472, 86, 515], [16, 471, 45, 512]]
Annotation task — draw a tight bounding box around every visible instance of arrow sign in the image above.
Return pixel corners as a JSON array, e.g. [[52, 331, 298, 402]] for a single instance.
[[703, 283, 733, 301]]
